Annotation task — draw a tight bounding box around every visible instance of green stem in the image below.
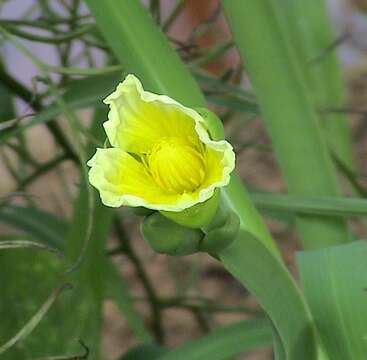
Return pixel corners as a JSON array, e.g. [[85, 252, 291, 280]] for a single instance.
[[6, 142, 40, 167], [162, 0, 184, 32], [3, 23, 94, 44]]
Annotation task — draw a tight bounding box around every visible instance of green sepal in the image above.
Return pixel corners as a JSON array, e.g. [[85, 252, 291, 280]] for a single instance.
[[200, 211, 240, 254], [159, 189, 220, 229], [195, 107, 225, 141], [141, 213, 204, 256]]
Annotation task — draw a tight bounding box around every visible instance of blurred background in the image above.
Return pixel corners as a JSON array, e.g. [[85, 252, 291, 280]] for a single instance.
[[1, 0, 367, 359]]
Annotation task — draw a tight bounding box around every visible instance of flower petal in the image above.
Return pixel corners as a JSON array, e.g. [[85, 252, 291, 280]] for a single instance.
[[197, 140, 235, 197], [87, 142, 235, 212], [103, 74, 201, 153], [88, 148, 173, 208]]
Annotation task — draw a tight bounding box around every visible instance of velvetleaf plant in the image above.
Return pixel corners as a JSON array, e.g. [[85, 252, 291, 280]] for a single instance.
[[88, 74, 238, 254]]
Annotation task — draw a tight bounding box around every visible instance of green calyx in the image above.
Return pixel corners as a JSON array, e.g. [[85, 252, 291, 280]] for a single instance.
[[200, 209, 240, 254], [142, 194, 240, 256], [142, 212, 203, 256], [159, 189, 220, 229]]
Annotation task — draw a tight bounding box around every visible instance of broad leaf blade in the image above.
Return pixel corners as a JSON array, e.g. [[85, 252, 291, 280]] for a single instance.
[[0, 249, 65, 360]]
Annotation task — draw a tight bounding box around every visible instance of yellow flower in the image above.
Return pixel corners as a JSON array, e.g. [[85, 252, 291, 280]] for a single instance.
[[87, 74, 235, 212]]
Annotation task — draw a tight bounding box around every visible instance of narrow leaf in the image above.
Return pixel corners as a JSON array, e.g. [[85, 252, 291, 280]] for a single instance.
[[160, 318, 272, 360], [298, 241, 367, 360], [222, 0, 350, 249]]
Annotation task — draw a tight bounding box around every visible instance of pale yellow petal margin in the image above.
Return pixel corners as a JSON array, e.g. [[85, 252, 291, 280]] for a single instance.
[[87, 142, 235, 212], [103, 74, 201, 154], [89, 74, 236, 212]]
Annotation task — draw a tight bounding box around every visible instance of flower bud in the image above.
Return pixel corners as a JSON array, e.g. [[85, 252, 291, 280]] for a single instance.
[[142, 213, 204, 256], [200, 208, 240, 254]]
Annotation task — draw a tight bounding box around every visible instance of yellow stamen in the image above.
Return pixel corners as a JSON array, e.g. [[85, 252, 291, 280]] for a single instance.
[[147, 138, 206, 194]]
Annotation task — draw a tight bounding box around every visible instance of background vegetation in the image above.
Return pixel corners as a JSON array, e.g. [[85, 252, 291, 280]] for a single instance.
[[1, 0, 367, 359]]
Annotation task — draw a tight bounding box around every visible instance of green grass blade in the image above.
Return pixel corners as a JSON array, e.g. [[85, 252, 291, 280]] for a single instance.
[[298, 241, 367, 359], [278, 0, 354, 169], [219, 230, 317, 360], [250, 192, 367, 217], [222, 0, 350, 249], [159, 318, 271, 360], [85, 0, 204, 108]]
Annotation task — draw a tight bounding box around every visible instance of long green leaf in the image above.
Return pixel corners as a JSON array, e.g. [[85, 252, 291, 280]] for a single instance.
[[250, 192, 367, 217], [159, 318, 272, 360], [85, 0, 204, 108], [298, 241, 367, 359], [278, 0, 354, 169], [222, 0, 349, 249], [219, 231, 317, 360]]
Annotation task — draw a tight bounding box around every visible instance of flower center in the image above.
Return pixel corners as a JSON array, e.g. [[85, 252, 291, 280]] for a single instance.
[[147, 138, 206, 194]]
